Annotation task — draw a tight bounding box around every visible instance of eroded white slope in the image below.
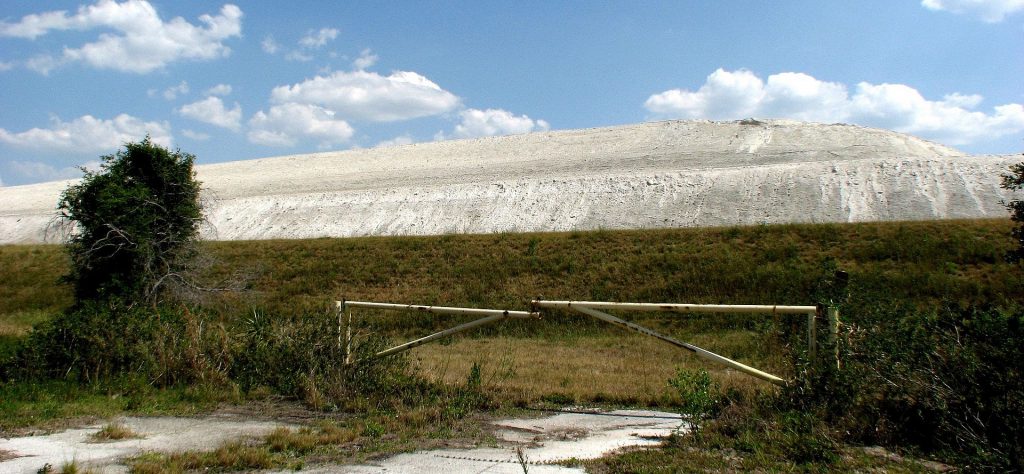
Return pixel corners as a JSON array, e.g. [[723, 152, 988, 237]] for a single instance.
[[0, 119, 1018, 244]]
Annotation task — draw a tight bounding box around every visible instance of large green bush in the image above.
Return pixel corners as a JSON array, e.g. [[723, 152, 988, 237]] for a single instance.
[[58, 138, 202, 304]]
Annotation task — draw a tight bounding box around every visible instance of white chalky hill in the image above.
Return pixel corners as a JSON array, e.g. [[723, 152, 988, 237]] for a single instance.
[[0, 119, 1019, 244]]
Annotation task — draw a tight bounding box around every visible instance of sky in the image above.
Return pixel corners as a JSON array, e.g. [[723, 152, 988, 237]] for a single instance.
[[0, 0, 1022, 187]]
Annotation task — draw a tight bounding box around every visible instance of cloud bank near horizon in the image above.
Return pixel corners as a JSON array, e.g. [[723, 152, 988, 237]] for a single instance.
[[645, 68, 1024, 147]]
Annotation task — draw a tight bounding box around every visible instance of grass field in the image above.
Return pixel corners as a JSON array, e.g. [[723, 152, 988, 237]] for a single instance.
[[2, 219, 1019, 404], [1, 218, 1020, 471], [3, 218, 1018, 323]]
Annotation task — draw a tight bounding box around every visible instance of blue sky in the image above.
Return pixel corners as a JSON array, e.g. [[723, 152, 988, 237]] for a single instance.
[[1, 0, 1022, 186]]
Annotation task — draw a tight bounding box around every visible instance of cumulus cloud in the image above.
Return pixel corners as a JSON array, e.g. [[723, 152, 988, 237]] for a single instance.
[[8, 160, 87, 183], [261, 35, 280, 54], [247, 102, 354, 147], [177, 96, 242, 130], [352, 49, 378, 70], [204, 83, 232, 96], [921, 0, 1024, 22], [443, 108, 550, 140], [284, 50, 313, 62], [0, 114, 171, 153], [25, 55, 61, 75], [271, 70, 460, 122], [644, 68, 1024, 146], [161, 80, 190, 100], [0, 1, 243, 74], [181, 129, 210, 141], [299, 27, 339, 49]]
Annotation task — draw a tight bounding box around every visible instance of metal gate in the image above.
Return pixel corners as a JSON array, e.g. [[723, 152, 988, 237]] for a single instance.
[[337, 299, 829, 386]]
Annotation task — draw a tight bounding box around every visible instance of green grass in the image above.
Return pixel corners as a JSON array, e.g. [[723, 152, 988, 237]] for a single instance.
[[0, 379, 236, 436], [2, 219, 1019, 334]]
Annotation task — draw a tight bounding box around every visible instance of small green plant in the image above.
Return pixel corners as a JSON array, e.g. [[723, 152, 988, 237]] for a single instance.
[[466, 361, 482, 390], [362, 420, 385, 438], [668, 368, 720, 426]]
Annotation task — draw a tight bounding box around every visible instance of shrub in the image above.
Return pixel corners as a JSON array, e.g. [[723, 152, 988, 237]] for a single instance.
[[231, 309, 430, 410], [787, 302, 1024, 471], [58, 138, 202, 305], [668, 368, 721, 426], [1004, 161, 1024, 263], [3, 301, 231, 385]]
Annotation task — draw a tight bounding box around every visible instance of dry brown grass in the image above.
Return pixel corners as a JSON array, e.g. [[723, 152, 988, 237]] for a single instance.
[[89, 422, 141, 442], [410, 331, 786, 406]]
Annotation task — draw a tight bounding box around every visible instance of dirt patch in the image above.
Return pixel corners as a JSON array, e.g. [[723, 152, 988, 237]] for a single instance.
[[0, 449, 20, 462]]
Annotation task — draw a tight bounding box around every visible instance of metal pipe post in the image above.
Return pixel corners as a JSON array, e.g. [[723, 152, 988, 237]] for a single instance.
[[828, 306, 840, 369], [808, 307, 818, 361]]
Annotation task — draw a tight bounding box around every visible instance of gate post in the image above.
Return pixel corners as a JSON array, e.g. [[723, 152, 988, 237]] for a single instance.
[[810, 304, 821, 361], [827, 306, 840, 369]]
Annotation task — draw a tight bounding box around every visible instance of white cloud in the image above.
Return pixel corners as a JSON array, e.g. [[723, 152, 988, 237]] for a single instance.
[[271, 70, 460, 122], [444, 108, 550, 140], [0, 113, 172, 153], [8, 160, 85, 183], [353, 48, 378, 70], [181, 129, 210, 141], [177, 96, 241, 130], [644, 68, 1024, 146], [204, 83, 232, 96], [375, 134, 415, 148], [299, 27, 338, 49], [261, 35, 280, 54], [1, 1, 243, 74], [284, 50, 313, 62], [25, 55, 61, 75], [162, 80, 189, 100], [0, 61, 13, 72], [247, 102, 354, 147], [921, 0, 1024, 22]]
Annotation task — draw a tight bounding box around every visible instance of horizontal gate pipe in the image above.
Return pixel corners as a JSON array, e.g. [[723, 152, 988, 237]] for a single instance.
[[372, 314, 507, 360], [344, 301, 539, 319], [572, 305, 786, 386], [533, 300, 816, 315]]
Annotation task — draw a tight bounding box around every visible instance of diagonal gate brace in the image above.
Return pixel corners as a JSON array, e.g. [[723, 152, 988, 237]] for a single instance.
[[548, 305, 786, 384], [341, 301, 541, 363]]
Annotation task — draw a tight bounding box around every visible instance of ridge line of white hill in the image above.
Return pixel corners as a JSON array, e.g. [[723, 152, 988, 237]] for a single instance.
[[1, 119, 1019, 244]]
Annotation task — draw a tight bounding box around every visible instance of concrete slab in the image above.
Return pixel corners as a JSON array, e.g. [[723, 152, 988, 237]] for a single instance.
[[0, 409, 685, 473], [0, 416, 291, 473], [301, 409, 686, 473]]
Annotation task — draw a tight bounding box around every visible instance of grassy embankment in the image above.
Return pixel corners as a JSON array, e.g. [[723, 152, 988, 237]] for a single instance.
[[1, 218, 1020, 470], [4, 219, 1018, 394]]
